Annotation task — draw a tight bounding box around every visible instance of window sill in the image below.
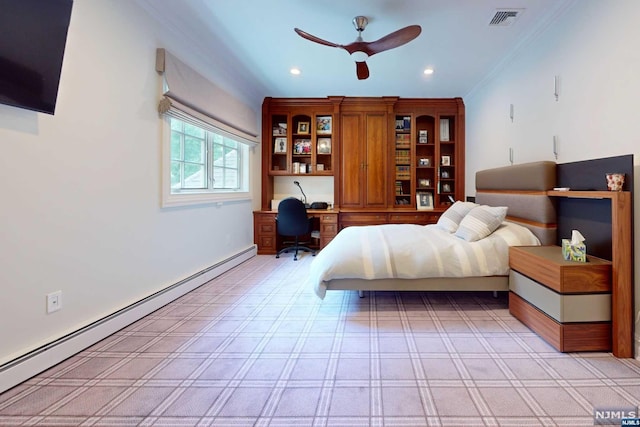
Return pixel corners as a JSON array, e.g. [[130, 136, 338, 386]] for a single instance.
[[161, 191, 251, 208]]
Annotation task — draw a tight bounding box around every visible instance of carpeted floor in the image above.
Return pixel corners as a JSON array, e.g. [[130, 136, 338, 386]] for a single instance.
[[1, 253, 639, 426]]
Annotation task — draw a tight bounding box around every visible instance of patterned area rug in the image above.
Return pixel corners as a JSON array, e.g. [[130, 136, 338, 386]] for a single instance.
[[1, 254, 639, 426]]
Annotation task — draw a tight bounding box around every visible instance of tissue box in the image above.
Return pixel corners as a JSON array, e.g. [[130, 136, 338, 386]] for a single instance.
[[562, 239, 586, 262]]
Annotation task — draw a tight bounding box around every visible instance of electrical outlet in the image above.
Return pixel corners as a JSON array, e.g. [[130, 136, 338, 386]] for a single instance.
[[47, 291, 62, 314]]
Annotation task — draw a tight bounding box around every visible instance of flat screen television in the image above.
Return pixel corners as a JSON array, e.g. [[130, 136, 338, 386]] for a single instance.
[[0, 0, 73, 115]]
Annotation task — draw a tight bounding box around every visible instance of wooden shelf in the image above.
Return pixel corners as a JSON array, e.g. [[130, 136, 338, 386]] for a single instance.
[[547, 190, 628, 199], [545, 190, 632, 357]]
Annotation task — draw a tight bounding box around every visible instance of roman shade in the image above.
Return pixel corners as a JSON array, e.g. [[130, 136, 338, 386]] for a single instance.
[[155, 48, 259, 145]]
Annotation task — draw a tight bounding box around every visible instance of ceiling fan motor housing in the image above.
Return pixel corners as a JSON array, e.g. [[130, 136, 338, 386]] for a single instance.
[[352, 16, 368, 32]]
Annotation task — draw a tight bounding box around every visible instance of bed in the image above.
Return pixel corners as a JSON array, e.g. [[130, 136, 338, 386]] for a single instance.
[[309, 161, 558, 299]]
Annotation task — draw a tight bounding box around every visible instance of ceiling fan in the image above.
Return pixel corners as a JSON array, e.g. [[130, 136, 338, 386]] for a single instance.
[[294, 16, 421, 80]]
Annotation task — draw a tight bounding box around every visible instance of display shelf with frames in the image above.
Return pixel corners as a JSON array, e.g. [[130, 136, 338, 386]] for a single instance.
[[267, 112, 335, 176], [414, 115, 436, 209]]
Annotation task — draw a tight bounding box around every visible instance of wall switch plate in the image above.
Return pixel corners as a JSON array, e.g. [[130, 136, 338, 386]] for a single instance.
[[47, 291, 62, 314]]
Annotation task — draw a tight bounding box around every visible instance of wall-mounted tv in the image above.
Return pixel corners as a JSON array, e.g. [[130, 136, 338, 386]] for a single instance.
[[0, 0, 73, 115]]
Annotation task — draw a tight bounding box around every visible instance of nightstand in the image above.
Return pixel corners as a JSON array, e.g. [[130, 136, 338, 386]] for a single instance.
[[508, 245, 612, 352]]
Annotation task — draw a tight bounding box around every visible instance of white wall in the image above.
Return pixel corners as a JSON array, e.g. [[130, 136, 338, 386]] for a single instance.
[[0, 0, 260, 366], [465, 1, 640, 352]]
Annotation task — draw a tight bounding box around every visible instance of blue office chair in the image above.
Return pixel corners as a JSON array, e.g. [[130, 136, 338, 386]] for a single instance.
[[276, 197, 316, 261]]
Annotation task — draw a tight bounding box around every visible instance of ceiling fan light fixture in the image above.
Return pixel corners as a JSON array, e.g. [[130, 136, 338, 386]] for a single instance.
[[350, 51, 369, 62]]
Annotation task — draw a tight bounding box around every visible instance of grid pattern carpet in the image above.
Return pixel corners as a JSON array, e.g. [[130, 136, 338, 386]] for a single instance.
[[1, 253, 639, 426]]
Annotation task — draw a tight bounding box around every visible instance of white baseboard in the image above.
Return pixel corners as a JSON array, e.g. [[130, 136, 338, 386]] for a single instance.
[[0, 245, 256, 393]]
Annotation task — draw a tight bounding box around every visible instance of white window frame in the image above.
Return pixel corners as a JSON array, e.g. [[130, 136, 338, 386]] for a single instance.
[[161, 116, 252, 208]]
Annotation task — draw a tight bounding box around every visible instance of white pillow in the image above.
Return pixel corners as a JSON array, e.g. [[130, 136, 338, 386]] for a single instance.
[[454, 205, 508, 242], [436, 201, 478, 233]]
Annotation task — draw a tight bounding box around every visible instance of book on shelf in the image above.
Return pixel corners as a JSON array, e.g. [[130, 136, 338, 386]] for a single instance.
[[395, 133, 410, 148], [395, 165, 410, 180], [395, 149, 410, 164], [403, 116, 411, 130], [395, 180, 403, 195], [439, 119, 450, 142]]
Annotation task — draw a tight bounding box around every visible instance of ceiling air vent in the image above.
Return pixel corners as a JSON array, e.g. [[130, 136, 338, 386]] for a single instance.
[[489, 9, 523, 26]]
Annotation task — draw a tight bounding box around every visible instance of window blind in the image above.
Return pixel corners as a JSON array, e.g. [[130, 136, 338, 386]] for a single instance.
[[155, 48, 259, 146]]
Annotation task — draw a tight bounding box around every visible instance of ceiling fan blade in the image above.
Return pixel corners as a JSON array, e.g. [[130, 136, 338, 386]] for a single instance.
[[294, 28, 341, 48], [364, 25, 422, 56], [356, 61, 369, 80]]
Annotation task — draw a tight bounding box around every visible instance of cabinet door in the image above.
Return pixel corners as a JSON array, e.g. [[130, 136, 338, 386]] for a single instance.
[[340, 113, 363, 208], [364, 112, 387, 207], [339, 112, 387, 208]]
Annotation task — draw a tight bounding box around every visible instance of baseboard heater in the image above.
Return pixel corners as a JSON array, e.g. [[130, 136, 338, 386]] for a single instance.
[[0, 245, 256, 393]]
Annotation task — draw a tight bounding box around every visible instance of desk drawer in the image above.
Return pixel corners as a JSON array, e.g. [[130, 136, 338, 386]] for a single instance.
[[320, 223, 337, 235], [388, 212, 440, 224], [318, 213, 338, 223], [340, 212, 387, 225]]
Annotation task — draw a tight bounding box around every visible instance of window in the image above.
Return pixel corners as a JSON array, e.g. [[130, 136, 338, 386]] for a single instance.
[[162, 116, 251, 207]]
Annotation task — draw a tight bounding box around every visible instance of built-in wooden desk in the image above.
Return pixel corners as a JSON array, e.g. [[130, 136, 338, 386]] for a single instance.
[[253, 209, 339, 254]]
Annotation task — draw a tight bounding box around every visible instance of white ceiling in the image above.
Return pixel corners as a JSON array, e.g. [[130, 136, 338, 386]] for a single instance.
[[137, 0, 574, 103]]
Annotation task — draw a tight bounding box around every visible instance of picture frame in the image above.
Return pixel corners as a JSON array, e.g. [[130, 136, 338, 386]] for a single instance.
[[441, 155, 451, 166], [442, 183, 452, 193], [316, 116, 332, 135], [272, 123, 287, 136], [418, 130, 428, 144], [441, 170, 450, 179], [419, 158, 431, 167], [419, 178, 431, 188], [274, 137, 287, 153], [416, 192, 434, 210], [297, 121, 310, 134], [317, 137, 331, 154], [294, 139, 311, 154]]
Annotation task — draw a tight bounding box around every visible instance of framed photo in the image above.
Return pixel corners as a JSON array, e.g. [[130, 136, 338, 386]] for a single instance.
[[441, 170, 450, 179], [419, 178, 431, 188], [316, 116, 332, 134], [418, 130, 428, 144], [416, 192, 434, 210], [442, 183, 452, 193], [294, 139, 311, 154], [419, 158, 431, 167], [297, 121, 310, 134], [272, 123, 287, 136], [274, 137, 287, 153], [441, 155, 451, 166], [317, 137, 331, 154]]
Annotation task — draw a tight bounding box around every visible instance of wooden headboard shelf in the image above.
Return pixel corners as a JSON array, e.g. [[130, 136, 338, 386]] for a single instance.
[[549, 189, 633, 357]]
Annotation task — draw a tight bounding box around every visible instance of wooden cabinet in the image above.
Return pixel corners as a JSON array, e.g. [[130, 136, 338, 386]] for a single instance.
[[508, 245, 612, 352], [258, 96, 465, 232], [339, 107, 389, 209]]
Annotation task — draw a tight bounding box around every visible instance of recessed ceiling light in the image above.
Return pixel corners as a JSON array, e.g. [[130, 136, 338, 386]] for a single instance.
[[423, 68, 434, 75], [290, 68, 301, 75]]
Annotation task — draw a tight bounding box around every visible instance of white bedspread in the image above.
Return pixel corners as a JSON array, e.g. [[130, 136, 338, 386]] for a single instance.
[[309, 222, 540, 298]]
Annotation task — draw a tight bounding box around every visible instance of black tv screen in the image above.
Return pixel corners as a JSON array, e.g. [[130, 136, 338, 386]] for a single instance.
[[0, 0, 73, 115]]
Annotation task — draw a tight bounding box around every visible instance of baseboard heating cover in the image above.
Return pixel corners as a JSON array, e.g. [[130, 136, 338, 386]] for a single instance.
[[0, 245, 256, 393]]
